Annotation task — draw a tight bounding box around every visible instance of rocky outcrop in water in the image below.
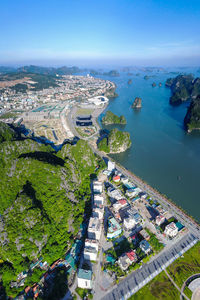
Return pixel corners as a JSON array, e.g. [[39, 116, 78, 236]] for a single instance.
[[166, 74, 200, 132], [98, 128, 131, 153], [128, 79, 132, 85], [165, 74, 194, 105], [132, 97, 142, 109], [102, 111, 126, 125], [184, 95, 200, 132]]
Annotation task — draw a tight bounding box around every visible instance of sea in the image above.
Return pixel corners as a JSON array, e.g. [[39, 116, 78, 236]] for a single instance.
[[95, 68, 200, 222]]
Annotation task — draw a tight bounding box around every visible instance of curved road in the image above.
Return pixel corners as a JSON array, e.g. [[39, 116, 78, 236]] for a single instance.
[[180, 273, 200, 300]]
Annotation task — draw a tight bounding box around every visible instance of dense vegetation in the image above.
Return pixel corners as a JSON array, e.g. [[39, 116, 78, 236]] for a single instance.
[[184, 95, 200, 131], [165, 74, 200, 131], [101, 111, 126, 125], [165, 74, 194, 105], [0, 124, 104, 298], [0, 122, 17, 142], [98, 128, 131, 153]]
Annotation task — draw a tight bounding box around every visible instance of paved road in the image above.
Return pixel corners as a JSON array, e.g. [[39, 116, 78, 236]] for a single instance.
[[102, 232, 198, 300]]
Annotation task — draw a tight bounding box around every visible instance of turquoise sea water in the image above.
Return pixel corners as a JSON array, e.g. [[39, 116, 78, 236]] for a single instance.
[[98, 70, 200, 221]]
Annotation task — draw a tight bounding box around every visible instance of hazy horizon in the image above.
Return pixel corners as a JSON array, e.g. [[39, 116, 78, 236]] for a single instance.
[[1, 0, 200, 66]]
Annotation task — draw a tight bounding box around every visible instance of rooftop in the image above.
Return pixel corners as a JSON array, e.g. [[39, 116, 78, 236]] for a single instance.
[[78, 269, 92, 280], [88, 217, 101, 232]]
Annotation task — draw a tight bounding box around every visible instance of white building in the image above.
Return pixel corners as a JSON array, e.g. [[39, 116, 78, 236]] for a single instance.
[[121, 176, 129, 184], [107, 187, 123, 200], [124, 217, 137, 231], [77, 269, 93, 289], [164, 222, 178, 238], [126, 187, 142, 198], [108, 160, 115, 172], [88, 95, 109, 106], [94, 195, 104, 206], [88, 217, 102, 240], [92, 206, 104, 220], [93, 180, 103, 194], [84, 239, 99, 261], [155, 215, 166, 226]]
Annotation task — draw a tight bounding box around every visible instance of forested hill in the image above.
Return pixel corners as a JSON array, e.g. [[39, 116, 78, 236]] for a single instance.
[[165, 75, 200, 132], [0, 122, 104, 298], [0, 65, 81, 75]]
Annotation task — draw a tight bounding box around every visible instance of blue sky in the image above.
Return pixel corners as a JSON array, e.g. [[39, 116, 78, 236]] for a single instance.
[[0, 0, 200, 66]]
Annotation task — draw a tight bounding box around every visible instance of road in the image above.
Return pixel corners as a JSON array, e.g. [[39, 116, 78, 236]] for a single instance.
[[180, 273, 200, 300], [101, 232, 198, 300]]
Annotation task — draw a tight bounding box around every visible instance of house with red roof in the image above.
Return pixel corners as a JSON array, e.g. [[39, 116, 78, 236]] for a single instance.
[[113, 175, 120, 183], [126, 250, 137, 264]]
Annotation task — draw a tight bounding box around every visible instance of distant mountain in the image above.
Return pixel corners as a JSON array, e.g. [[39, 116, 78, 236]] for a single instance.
[[17, 65, 82, 75], [0, 65, 82, 76], [0, 66, 16, 73]]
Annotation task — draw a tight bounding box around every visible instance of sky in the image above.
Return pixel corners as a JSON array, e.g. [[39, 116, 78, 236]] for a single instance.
[[0, 0, 200, 67]]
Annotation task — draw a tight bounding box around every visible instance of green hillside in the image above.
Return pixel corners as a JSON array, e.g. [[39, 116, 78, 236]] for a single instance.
[[0, 125, 104, 297]]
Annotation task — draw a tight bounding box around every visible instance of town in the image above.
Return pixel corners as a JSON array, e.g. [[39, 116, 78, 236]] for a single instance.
[[11, 157, 198, 300], [0, 74, 115, 144], [1, 73, 200, 300]]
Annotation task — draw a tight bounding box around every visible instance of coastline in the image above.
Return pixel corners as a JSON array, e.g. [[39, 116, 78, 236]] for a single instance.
[[92, 100, 200, 226], [67, 80, 199, 226], [107, 154, 200, 226]]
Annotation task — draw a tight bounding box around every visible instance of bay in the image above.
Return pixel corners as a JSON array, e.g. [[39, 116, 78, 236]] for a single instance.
[[98, 70, 200, 221]]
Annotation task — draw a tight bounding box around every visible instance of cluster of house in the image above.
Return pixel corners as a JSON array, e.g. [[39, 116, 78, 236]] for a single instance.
[[77, 179, 105, 290], [0, 75, 114, 116], [154, 205, 184, 239], [106, 186, 143, 237], [118, 250, 138, 271], [10, 257, 48, 290]]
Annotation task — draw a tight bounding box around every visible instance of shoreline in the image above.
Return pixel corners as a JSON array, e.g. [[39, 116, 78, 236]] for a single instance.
[[107, 154, 200, 226], [92, 88, 200, 227]]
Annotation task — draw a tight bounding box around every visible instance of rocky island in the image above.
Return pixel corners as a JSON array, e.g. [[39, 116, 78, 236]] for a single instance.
[[101, 110, 126, 125], [103, 70, 120, 77], [166, 74, 200, 132], [132, 97, 142, 109], [98, 128, 131, 153], [165, 74, 194, 105], [184, 95, 200, 132], [128, 79, 132, 85]]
